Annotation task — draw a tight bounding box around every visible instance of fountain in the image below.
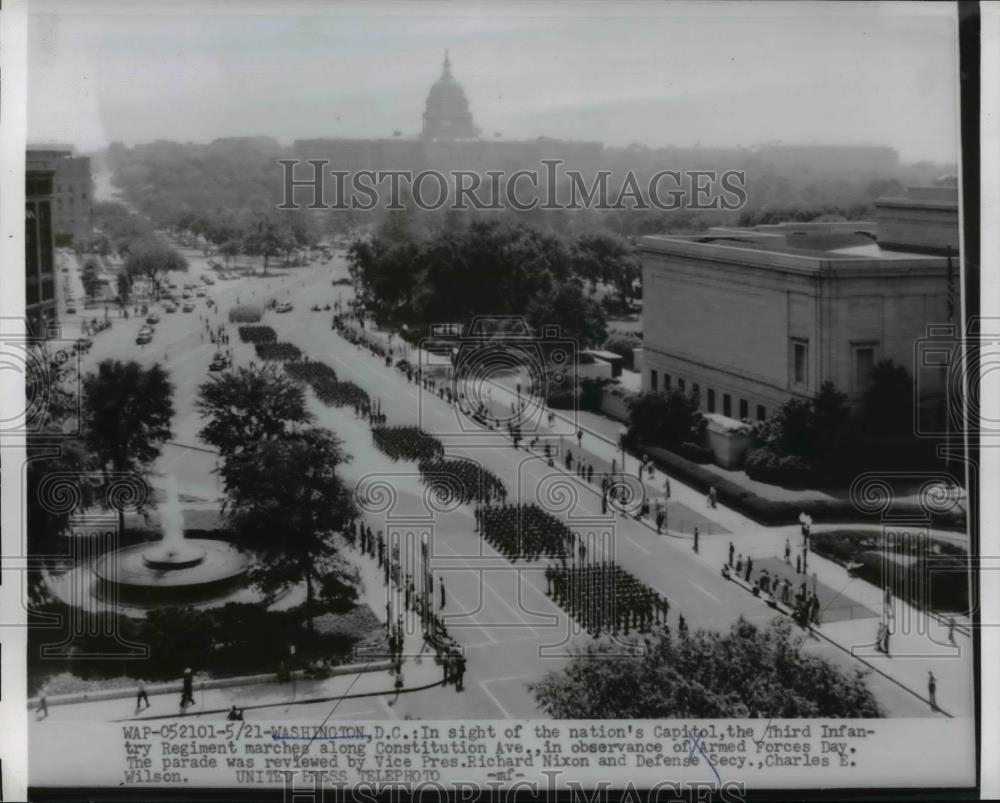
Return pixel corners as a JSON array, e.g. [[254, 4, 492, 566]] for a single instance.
[[90, 474, 251, 608]]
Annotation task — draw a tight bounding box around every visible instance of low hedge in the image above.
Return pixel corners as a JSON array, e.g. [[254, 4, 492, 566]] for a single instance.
[[254, 342, 302, 362], [640, 442, 967, 531]]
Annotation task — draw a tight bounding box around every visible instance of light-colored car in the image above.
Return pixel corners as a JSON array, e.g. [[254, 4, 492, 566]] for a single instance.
[[196, 289, 207, 297], [276, 302, 293, 313]]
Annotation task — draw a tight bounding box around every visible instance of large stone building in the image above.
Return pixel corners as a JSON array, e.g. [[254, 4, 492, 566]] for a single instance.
[[294, 52, 602, 179], [26, 145, 93, 246], [638, 187, 959, 423], [26, 153, 58, 335]]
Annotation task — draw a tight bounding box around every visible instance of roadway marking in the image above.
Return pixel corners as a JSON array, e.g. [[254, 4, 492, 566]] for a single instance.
[[690, 582, 723, 605]]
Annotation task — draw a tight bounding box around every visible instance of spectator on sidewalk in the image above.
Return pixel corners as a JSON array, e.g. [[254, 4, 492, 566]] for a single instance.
[[709, 486, 717, 508], [136, 679, 150, 712], [576, 429, 583, 447], [664, 477, 671, 499], [439, 577, 446, 610], [180, 668, 195, 710], [227, 705, 244, 721], [784, 539, 791, 564], [455, 653, 467, 692], [693, 527, 699, 554], [928, 671, 937, 710], [36, 695, 48, 720], [728, 541, 735, 567], [948, 615, 957, 645], [745, 555, 753, 582], [735, 554, 743, 575]]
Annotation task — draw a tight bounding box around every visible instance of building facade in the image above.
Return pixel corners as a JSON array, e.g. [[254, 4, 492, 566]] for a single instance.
[[27, 146, 93, 246], [26, 154, 58, 336], [638, 206, 957, 423]]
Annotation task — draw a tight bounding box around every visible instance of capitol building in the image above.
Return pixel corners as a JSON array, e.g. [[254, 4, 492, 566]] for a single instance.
[[294, 52, 603, 175]]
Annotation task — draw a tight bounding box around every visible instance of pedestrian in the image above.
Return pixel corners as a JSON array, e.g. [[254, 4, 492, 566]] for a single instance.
[[136, 679, 150, 711], [601, 491, 608, 515], [728, 541, 734, 567], [655, 507, 665, 535], [735, 554, 743, 574], [709, 486, 717, 508], [875, 622, 886, 653], [439, 577, 446, 610], [948, 615, 957, 645], [928, 671, 937, 710], [455, 653, 467, 691], [796, 554, 801, 574], [745, 555, 753, 582], [36, 695, 48, 720], [678, 613, 687, 635], [227, 705, 244, 721], [693, 526, 699, 553], [784, 539, 791, 564], [180, 668, 194, 710], [882, 625, 891, 656], [576, 429, 583, 447], [586, 463, 594, 483]]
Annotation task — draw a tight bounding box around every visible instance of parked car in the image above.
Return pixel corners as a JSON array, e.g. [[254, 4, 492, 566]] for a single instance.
[[164, 305, 177, 313], [276, 302, 293, 313], [136, 332, 153, 345], [146, 314, 160, 324], [182, 303, 195, 312], [196, 290, 207, 297], [66, 306, 77, 314], [182, 291, 192, 299]]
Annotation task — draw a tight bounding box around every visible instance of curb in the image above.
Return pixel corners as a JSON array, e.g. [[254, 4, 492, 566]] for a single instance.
[[29, 660, 394, 709]]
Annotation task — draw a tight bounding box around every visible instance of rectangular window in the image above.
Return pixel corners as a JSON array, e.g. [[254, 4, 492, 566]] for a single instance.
[[791, 339, 808, 386], [707, 389, 716, 413], [854, 345, 878, 393], [692, 383, 700, 399], [664, 374, 671, 389], [739, 399, 749, 419], [678, 378, 686, 392], [650, 369, 658, 392], [757, 405, 766, 421], [723, 394, 732, 417]]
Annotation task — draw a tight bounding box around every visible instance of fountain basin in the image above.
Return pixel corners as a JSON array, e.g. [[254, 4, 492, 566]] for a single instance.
[[92, 538, 251, 606]]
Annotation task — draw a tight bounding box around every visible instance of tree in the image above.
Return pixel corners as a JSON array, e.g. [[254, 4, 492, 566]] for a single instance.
[[626, 389, 706, 450], [221, 428, 358, 631], [530, 617, 883, 718], [116, 270, 133, 308], [82, 360, 175, 533], [195, 365, 312, 460], [81, 259, 101, 302], [572, 231, 640, 302], [526, 280, 607, 349], [124, 237, 188, 298]]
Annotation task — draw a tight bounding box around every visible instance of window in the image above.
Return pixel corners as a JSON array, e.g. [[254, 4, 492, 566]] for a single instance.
[[678, 378, 686, 392], [723, 393, 732, 417], [664, 374, 671, 389], [854, 345, 877, 393], [650, 369, 658, 391], [756, 405, 766, 421], [739, 399, 749, 419], [707, 389, 716, 413], [791, 339, 808, 386]]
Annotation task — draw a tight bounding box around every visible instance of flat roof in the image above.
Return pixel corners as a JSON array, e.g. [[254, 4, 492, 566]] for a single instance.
[[639, 233, 950, 275]]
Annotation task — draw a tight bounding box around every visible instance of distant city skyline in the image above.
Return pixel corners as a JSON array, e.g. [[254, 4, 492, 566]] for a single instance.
[[27, 1, 959, 163]]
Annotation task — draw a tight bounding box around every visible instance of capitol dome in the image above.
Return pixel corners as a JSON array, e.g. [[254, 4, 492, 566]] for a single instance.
[[421, 51, 481, 140]]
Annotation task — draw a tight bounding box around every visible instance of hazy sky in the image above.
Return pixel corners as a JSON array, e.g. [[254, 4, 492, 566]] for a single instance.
[[27, 0, 959, 162]]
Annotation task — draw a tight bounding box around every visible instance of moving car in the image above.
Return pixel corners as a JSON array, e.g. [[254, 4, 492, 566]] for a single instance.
[[276, 302, 293, 313], [164, 304, 177, 313], [182, 303, 195, 312], [136, 331, 153, 345], [182, 291, 192, 299], [196, 289, 207, 297], [146, 314, 160, 324], [66, 306, 77, 314]]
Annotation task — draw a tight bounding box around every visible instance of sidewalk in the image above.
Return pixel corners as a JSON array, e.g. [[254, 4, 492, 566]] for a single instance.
[[310, 320, 975, 718]]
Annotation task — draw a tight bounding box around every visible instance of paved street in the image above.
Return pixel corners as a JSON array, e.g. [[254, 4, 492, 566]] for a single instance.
[[41, 243, 974, 723]]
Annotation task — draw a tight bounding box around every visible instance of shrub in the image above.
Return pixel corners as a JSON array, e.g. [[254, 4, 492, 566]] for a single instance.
[[744, 447, 813, 487], [603, 335, 641, 370], [677, 441, 713, 464]]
